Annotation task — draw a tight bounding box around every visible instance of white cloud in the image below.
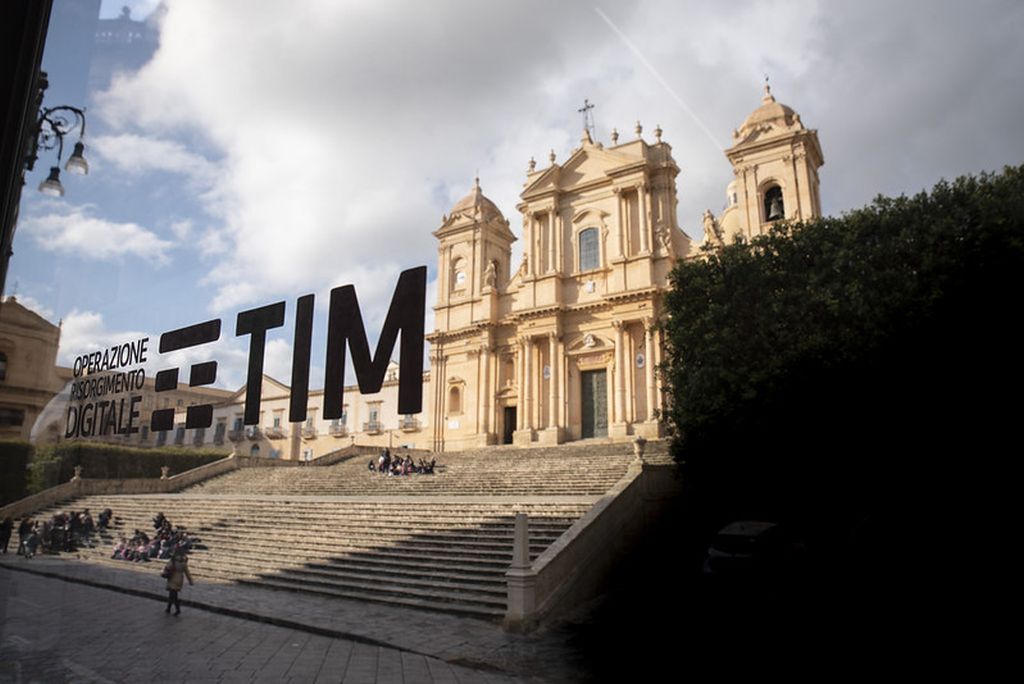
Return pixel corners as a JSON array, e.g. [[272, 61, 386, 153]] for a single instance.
[[58, 310, 149, 368], [90, 134, 220, 194], [86, 0, 1024, 316], [170, 219, 192, 240], [58, 309, 254, 391], [21, 206, 174, 265]]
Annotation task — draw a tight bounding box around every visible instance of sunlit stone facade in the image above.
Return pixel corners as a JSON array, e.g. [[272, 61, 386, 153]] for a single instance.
[[428, 124, 691, 450]]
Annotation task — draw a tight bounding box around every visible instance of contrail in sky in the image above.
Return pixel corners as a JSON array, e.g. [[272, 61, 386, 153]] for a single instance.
[[594, 7, 724, 151]]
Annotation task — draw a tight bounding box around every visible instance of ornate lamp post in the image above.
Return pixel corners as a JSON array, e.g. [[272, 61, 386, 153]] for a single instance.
[[27, 72, 89, 197]]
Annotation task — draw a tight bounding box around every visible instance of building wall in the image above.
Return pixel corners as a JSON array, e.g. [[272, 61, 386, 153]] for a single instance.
[[0, 296, 64, 441]]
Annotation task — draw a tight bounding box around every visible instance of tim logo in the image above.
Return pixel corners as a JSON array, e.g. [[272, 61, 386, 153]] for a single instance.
[[150, 266, 426, 431]]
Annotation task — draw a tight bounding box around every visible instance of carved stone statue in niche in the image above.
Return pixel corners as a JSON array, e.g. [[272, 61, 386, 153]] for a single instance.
[[702, 209, 724, 247], [656, 221, 672, 252], [484, 259, 497, 288]]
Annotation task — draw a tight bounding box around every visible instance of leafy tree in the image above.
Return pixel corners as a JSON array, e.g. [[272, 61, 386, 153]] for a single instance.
[[661, 165, 1024, 547]]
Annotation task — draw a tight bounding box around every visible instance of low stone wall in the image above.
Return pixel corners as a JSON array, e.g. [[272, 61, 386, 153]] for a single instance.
[[0, 455, 240, 520], [0, 481, 81, 521], [233, 455, 300, 468], [505, 460, 679, 631], [312, 444, 432, 467]]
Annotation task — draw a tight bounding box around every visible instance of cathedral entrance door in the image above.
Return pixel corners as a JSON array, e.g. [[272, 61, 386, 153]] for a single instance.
[[502, 407, 516, 444], [581, 370, 608, 438]]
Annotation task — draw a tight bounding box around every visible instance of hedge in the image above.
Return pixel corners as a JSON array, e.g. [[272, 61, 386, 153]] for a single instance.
[[661, 164, 1024, 530], [27, 443, 229, 494]]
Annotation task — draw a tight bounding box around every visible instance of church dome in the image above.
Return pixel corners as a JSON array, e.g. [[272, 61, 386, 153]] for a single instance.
[[734, 85, 804, 143], [448, 177, 505, 224]]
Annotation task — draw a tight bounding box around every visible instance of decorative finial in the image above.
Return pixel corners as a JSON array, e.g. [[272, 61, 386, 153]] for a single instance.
[[635, 120, 643, 138], [473, 176, 480, 190], [549, 149, 556, 164], [610, 128, 619, 144], [654, 124, 662, 143], [762, 73, 775, 103], [528, 156, 536, 172]]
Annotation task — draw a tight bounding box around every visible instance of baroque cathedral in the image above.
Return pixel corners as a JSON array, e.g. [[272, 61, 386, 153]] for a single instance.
[[427, 84, 823, 451], [28, 86, 823, 458]]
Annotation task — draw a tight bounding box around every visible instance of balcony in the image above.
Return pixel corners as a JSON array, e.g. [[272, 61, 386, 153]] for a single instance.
[[301, 425, 318, 440], [362, 421, 383, 435], [228, 429, 245, 442], [329, 424, 348, 437], [399, 417, 421, 432], [245, 426, 261, 440], [265, 426, 285, 439]]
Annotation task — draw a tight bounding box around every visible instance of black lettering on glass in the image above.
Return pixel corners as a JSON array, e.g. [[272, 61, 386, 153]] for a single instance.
[[323, 265, 425, 419], [236, 302, 285, 425], [289, 294, 314, 423]]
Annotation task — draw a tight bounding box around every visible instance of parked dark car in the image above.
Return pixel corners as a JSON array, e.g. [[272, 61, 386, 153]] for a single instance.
[[703, 520, 805, 578]]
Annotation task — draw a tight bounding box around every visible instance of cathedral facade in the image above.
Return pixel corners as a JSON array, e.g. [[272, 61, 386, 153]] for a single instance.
[[27, 88, 822, 458], [428, 86, 823, 451]]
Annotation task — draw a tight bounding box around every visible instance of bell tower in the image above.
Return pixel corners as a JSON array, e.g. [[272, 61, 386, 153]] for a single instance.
[[432, 177, 515, 331], [720, 84, 824, 242]]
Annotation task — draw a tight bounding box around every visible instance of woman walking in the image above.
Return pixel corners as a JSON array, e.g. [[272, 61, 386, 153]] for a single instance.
[[163, 550, 194, 615]]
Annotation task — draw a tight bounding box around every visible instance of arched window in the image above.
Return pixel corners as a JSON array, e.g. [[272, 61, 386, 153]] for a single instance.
[[250, 444, 260, 458], [579, 227, 600, 271], [763, 185, 784, 222], [451, 257, 467, 291], [0, 352, 6, 381], [448, 386, 462, 415]]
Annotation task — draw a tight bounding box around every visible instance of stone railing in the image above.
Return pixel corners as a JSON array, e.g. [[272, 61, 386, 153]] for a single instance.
[[504, 453, 678, 632], [0, 454, 241, 521], [310, 443, 432, 467]]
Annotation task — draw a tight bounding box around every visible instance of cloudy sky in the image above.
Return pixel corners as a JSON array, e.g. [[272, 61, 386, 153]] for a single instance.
[[8, 0, 1024, 390]]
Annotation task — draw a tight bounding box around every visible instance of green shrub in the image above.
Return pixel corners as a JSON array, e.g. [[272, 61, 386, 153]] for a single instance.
[[26, 442, 228, 493]]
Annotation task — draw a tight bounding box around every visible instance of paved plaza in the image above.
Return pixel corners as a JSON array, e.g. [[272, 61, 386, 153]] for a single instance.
[[0, 560, 585, 683]]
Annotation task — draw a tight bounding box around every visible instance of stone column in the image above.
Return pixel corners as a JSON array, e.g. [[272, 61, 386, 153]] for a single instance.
[[516, 339, 525, 431], [524, 335, 533, 430], [638, 183, 650, 253], [547, 212, 555, 273], [547, 333, 557, 428], [613, 187, 624, 258], [555, 211, 564, 273], [474, 347, 484, 434], [613, 321, 626, 423], [644, 318, 656, 422], [481, 343, 491, 436]]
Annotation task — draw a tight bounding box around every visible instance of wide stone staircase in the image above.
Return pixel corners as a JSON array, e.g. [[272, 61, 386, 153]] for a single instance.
[[186, 440, 670, 497], [27, 495, 592, 618], [16, 441, 671, 619]]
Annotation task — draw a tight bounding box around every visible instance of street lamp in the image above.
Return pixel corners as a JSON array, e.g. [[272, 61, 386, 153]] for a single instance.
[[27, 72, 89, 198]]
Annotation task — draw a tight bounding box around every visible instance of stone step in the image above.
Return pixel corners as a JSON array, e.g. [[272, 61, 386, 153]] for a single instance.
[[7, 440, 667, 619], [274, 566, 506, 597], [294, 560, 504, 587], [193, 534, 531, 565], [264, 569, 507, 605], [238, 576, 505, 618], [189, 526, 564, 552]]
